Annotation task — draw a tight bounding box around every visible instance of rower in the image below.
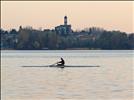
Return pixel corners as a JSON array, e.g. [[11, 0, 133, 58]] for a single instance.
[[57, 58, 65, 66]]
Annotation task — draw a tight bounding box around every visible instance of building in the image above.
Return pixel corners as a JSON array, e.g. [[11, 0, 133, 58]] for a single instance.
[[55, 16, 72, 35]]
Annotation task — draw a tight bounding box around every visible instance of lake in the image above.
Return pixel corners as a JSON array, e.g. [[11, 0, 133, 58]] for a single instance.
[[1, 50, 134, 100]]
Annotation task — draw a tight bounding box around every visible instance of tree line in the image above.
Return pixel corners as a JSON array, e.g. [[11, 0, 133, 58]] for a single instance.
[[1, 27, 134, 50]]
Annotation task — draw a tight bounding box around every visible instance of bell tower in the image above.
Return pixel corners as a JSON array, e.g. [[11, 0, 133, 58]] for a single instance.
[[64, 16, 67, 25]]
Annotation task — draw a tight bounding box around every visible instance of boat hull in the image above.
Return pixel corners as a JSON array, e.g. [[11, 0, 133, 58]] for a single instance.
[[22, 65, 100, 68]]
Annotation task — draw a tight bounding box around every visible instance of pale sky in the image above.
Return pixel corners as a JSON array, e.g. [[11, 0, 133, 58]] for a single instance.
[[1, 1, 134, 33]]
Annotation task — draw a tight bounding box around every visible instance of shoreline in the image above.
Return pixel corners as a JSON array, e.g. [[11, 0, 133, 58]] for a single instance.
[[1, 47, 133, 50]]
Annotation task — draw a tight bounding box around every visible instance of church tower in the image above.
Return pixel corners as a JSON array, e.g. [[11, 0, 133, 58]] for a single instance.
[[64, 16, 67, 25], [55, 16, 72, 35]]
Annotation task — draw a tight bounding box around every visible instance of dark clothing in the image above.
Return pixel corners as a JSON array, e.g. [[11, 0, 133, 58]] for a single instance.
[[57, 58, 65, 66]]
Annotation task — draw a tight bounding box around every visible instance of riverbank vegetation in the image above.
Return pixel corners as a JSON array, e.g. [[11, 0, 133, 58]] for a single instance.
[[1, 26, 134, 50]]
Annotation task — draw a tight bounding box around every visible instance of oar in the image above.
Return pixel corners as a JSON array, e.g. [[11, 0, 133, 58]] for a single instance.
[[49, 62, 58, 67]]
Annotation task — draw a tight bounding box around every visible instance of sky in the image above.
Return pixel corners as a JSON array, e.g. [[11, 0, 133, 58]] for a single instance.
[[1, 1, 134, 33]]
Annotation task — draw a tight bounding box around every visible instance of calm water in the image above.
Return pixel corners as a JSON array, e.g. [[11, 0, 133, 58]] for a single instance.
[[1, 50, 134, 100]]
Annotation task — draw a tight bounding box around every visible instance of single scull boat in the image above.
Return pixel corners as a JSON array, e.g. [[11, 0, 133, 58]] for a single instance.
[[22, 65, 100, 68]]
